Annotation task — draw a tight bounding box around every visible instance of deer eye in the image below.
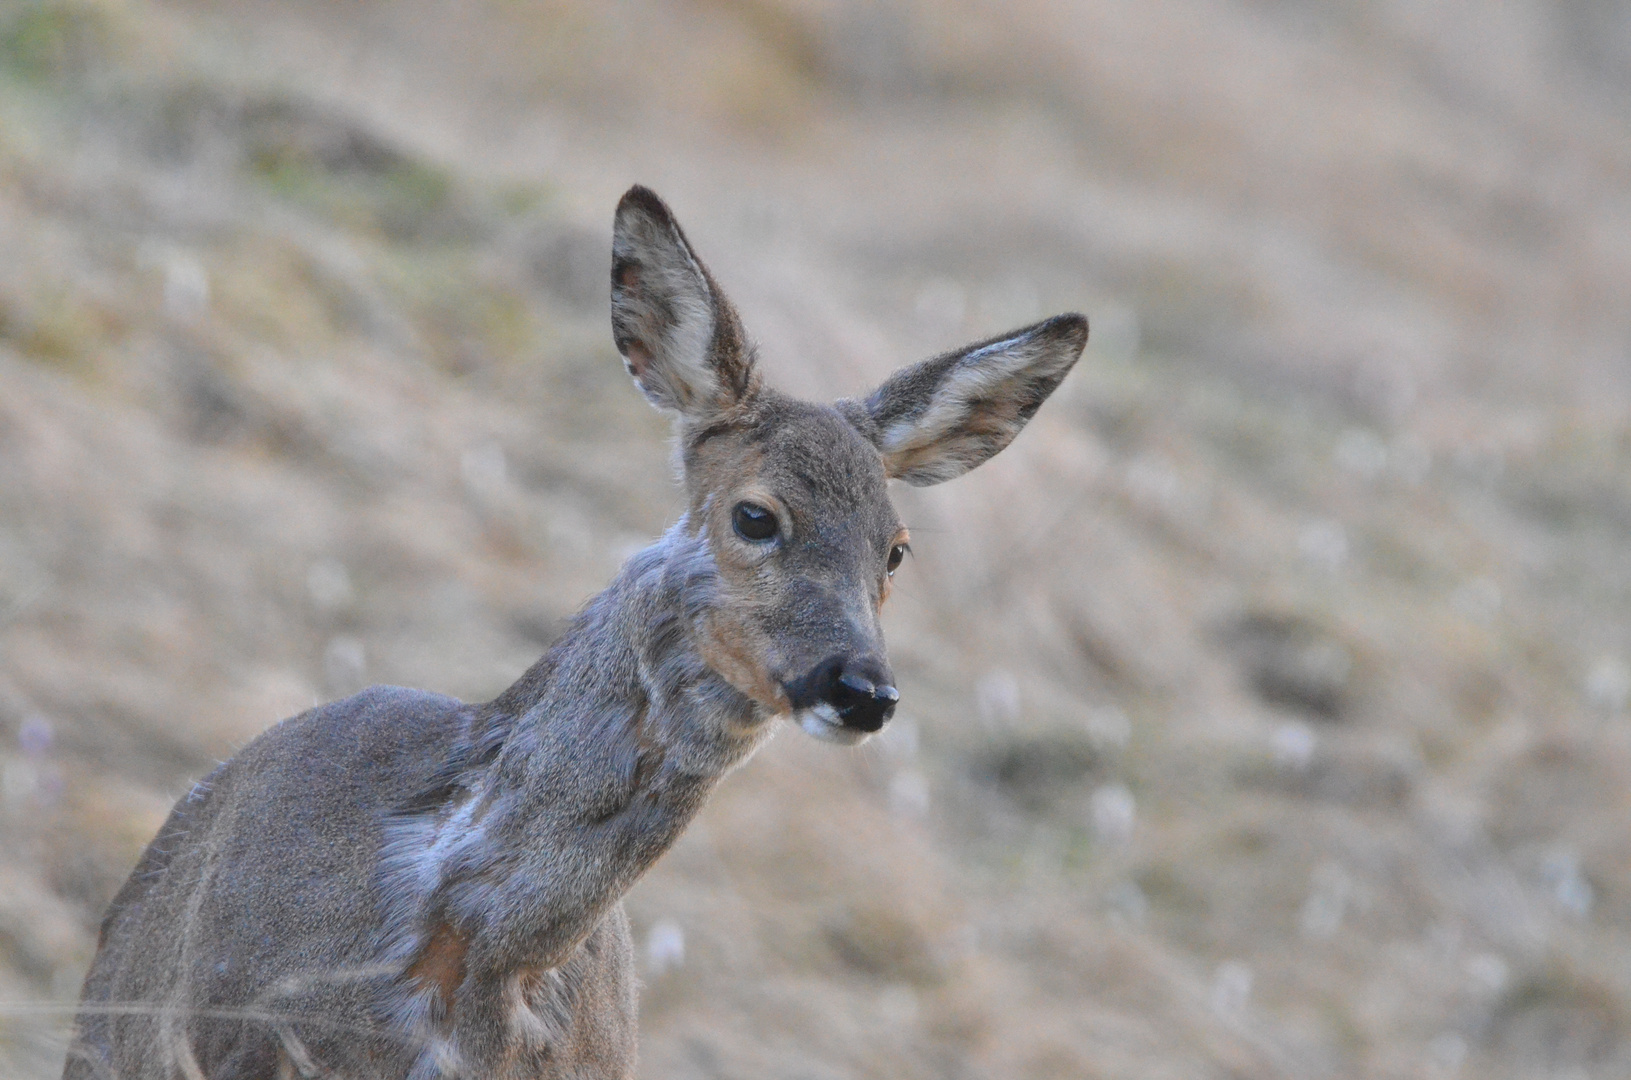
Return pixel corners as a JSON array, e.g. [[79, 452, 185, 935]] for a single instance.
[[732, 501, 779, 542], [886, 543, 908, 576]]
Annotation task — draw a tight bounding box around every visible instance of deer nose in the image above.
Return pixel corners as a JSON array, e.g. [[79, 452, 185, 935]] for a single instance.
[[784, 655, 900, 734], [826, 662, 899, 733]]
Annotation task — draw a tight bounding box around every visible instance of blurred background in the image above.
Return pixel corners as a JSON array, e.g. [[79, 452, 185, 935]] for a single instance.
[[2, 0, 1630, 1076]]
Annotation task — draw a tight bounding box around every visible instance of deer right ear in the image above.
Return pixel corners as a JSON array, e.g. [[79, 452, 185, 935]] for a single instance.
[[610, 186, 758, 419]]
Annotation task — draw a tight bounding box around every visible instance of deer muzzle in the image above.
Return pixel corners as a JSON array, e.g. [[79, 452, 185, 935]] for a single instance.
[[784, 655, 898, 742]]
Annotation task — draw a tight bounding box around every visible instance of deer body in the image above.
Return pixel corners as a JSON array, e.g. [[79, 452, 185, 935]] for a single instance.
[[65, 188, 1086, 1079]]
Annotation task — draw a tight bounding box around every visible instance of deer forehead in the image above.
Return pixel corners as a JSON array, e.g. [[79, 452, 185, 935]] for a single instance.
[[685, 399, 901, 543]]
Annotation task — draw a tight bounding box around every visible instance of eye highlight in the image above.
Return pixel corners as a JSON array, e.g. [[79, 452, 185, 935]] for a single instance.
[[886, 543, 908, 576], [732, 501, 779, 542]]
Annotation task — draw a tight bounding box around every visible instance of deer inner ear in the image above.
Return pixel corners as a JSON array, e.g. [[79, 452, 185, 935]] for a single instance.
[[623, 342, 653, 381]]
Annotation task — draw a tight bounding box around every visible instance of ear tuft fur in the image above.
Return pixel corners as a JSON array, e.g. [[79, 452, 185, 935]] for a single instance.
[[841, 313, 1087, 486]]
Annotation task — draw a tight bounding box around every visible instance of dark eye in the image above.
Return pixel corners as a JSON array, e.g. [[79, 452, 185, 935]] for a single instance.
[[887, 544, 908, 576], [732, 501, 779, 542]]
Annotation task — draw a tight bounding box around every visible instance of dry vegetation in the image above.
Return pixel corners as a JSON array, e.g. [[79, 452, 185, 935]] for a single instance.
[[2, 0, 1631, 1076]]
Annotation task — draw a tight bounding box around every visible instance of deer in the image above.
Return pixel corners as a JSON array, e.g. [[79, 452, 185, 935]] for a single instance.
[[63, 185, 1088, 1080]]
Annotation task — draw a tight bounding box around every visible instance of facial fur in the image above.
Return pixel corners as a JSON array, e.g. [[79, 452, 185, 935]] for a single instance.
[[680, 395, 903, 722]]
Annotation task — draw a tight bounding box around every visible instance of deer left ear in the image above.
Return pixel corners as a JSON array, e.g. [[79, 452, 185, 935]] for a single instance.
[[839, 314, 1088, 486], [610, 185, 759, 420]]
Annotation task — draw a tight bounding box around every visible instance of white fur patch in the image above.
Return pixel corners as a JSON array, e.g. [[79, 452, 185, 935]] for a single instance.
[[795, 703, 871, 746], [629, 255, 715, 412], [877, 332, 1041, 457], [375, 785, 492, 1075], [505, 965, 572, 1048]]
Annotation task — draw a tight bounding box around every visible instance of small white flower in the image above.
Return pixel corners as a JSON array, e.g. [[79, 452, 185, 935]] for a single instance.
[[645, 918, 685, 977]]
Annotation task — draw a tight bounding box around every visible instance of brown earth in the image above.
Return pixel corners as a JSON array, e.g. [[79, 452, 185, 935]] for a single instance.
[[2, 0, 1630, 1077]]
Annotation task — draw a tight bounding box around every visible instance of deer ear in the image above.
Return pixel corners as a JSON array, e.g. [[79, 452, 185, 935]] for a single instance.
[[840, 314, 1088, 486], [610, 186, 758, 419]]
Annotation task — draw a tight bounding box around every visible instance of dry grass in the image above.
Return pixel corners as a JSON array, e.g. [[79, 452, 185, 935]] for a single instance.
[[1, 0, 1629, 1076]]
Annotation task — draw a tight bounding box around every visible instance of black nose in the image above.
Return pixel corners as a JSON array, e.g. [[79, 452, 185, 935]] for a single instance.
[[786, 656, 898, 733], [831, 667, 899, 732]]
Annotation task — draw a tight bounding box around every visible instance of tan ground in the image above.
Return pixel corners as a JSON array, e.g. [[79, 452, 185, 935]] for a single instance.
[[2, 0, 1630, 1076]]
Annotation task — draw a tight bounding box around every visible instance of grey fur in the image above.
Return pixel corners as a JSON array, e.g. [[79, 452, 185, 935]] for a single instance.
[[64, 186, 1087, 1079]]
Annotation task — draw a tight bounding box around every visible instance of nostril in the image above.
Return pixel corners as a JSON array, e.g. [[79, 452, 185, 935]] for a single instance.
[[836, 671, 877, 700], [874, 683, 899, 704]]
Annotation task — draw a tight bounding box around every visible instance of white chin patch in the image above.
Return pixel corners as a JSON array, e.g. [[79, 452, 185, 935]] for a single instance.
[[795, 703, 871, 746]]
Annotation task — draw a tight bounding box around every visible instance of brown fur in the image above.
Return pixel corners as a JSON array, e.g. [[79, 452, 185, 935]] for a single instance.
[[407, 923, 471, 1023]]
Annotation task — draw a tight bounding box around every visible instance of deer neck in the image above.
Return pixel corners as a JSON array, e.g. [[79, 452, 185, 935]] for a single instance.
[[499, 514, 773, 778], [399, 518, 774, 976]]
